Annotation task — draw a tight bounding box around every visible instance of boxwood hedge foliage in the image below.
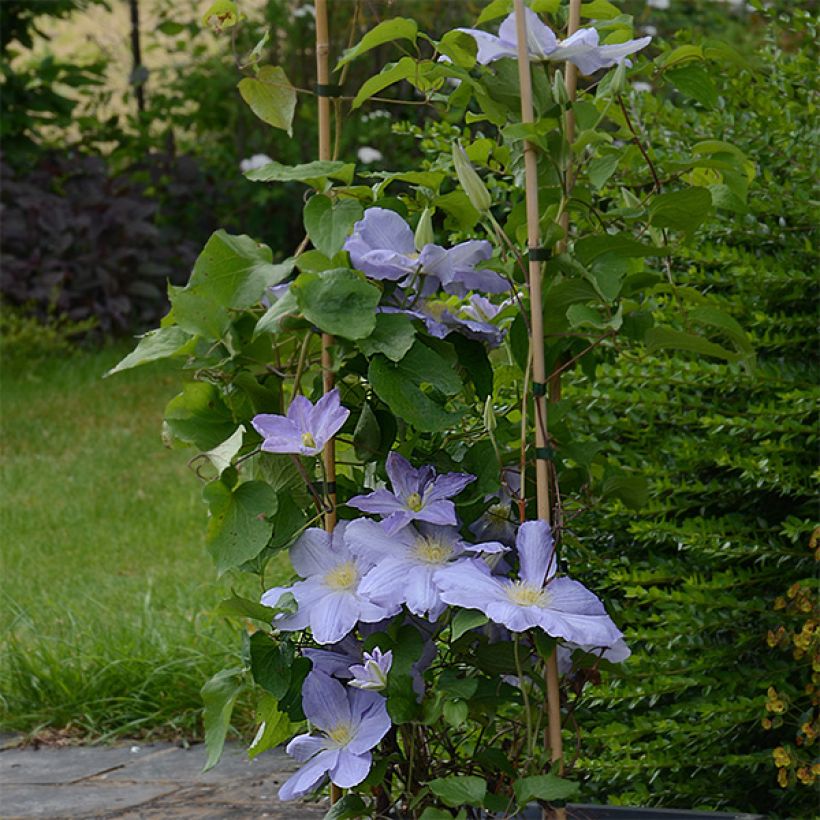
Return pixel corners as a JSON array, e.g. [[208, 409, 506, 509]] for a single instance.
[[563, 10, 817, 817]]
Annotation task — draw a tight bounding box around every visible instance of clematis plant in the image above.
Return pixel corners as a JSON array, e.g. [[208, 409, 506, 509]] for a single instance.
[[110, 0, 751, 815]]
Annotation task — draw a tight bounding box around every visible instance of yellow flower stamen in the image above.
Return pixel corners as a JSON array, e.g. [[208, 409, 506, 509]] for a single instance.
[[327, 722, 354, 747], [301, 431, 317, 449], [414, 536, 453, 565], [324, 562, 358, 591], [406, 492, 423, 512], [507, 581, 548, 608]]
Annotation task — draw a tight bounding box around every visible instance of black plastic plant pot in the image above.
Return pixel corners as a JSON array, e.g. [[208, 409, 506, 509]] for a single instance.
[[515, 806, 766, 820]]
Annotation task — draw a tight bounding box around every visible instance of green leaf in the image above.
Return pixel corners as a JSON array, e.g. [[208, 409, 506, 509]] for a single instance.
[[428, 775, 487, 808], [434, 190, 481, 231], [106, 326, 194, 376], [580, 0, 621, 20], [201, 0, 238, 29], [357, 312, 416, 362], [245, 159, 355, 187], [353, 402, 381, 461], [202, 425, 245, 475], [645, 326, 741, 363], [248, 694, 292, 760], [254, 287, 298, 337], [189, 230, 291, 309], [666, 63, 718, 109], [419, 809, 454, 820], [442, 699, 469, 728], [168, 284, 231, 340], [352, 56, 417, 109], [324, 794, 369, 819], [588, 152, 620, 189], [368, 341, 464, 433], [249, 632, 291, 699], [215, 591, 295, 624], [689, 306, 754, 357], [337, 18, 418, 68], [201, 667, 244, 771], [292, 269, 380, 340], [237, 65, 296, 135], [600, 473, 649, 510], [531, 0, 560, 12], [513, 774, 580, 805], [450, 335, 493, 401], [203, 480, 278, 573], [437, 30, 477, 69], [476, 0, 512, 25], [304, 195, 363, 259], [164, 382, 235, 450], [648, 187, 713, 235], [451, 609, 488, 640], [656, 44, 703, 68]]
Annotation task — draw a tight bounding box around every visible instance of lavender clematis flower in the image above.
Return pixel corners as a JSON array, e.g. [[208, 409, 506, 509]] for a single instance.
[[252, 388, 348, 457], [278, 672, 391, 801], [458, 9, 651, 75], [435, 520, 623, 646], [349, 648, 392, 691], [344, 208, 508, 295], [381, 298, 504, 348], [347, 452, 476, 534], [303, 636, 362, 679], [261, 523, 398, 645], [345, 519, 505, 620]]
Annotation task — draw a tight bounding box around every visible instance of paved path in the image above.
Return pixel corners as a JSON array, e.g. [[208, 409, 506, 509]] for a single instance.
[[0, 736, 326, 818]]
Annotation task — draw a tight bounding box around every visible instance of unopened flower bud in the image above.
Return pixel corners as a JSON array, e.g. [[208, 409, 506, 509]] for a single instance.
[[552, 69, 569, 106], [453, 141, 491, 213], [415, 207, 435, 251], [483, 396, 497, 433], [610, 60, 627, 95]]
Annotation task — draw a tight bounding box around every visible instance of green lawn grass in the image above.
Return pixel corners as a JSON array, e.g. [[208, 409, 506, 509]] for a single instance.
[[0, 345, 257, 740]]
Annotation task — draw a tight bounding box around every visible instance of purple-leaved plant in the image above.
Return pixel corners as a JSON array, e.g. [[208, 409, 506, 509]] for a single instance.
[[435, 520, 624, 646], [347, 452, 476, 535], [261, 523, 398, 644], [278, 672, 391, 800], [252, 388, 348, 457], [458, 8, 651, 75]]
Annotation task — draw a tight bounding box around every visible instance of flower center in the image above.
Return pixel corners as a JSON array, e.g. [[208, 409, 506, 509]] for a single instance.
[[507, 581, 548, 608], [406, 492, 424, 512], [301, 431, 317, 449], [326, 722, 354, 747], [324, 561, 359, 591], [414, 536, 453, 565], [488, 502, 511, 521]]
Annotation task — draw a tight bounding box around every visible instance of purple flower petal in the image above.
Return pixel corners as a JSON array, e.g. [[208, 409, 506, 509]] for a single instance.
[[290, 528, 337, 577], [309, 389, 350, 443], [413, 499, 459, 528], [516, 520, 555, 588], [347, 488, 407, 516], [381, 510, 416, 534], [404, 564, 441, 617], [330, 749, 373, 788], [303, 646, 359, 678], [301, 672, 351, 731], [456, 26, 518, 64], [309, 590, 363, 645], [498, 8, 557, 59], [426, 471, 476, 503], [345, 208, 417, 280], [435, 558, 508, 609], [538, 577, 622, 646], [278, 748, 336, 801], [347, 690, 391, 754], [486, 599, 544, 633], [286, 733, 329, 762], [345, 518, 417, 564]]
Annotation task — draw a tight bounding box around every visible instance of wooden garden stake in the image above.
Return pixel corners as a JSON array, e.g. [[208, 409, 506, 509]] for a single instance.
[[314, 0, 342, 805], [513, 1, 578, 817]]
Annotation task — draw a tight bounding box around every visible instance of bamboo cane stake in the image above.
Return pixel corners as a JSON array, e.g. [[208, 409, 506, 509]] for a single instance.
[[512, 5, 566, 815], [314, 0, 341, 805], [558, 0, 581, 250], [315, 0, 338, 536]]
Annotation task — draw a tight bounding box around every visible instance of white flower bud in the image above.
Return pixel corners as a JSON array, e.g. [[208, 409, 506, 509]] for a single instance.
[[414, 207, 435, 251]]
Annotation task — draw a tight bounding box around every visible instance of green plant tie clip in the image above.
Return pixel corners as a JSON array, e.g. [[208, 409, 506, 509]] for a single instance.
[[315, 84, 343, 97], [322, 481, 337, 495], [535, 446, 555, 461], [532, 381, 547, 397], [527, 246, 551, 262]]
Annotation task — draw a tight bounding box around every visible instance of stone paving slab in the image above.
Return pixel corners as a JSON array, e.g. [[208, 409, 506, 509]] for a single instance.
[[0, 739, 326, 819]]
